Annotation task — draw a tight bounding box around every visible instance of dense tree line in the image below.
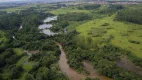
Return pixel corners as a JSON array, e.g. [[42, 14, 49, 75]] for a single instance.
[[116, 7, 142, 24], [0, 11, 7, 15], [77, 4, 101, 10], [58, 12, 92, 21], [0, 13, 21, 30], [50, 12, 92, 32], [0, 6, 17, 10], [0, 48, 24, 79], [98, 4, 124, 14]]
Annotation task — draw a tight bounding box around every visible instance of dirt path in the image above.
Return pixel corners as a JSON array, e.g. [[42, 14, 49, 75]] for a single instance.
[[57, 42, 113, 80]]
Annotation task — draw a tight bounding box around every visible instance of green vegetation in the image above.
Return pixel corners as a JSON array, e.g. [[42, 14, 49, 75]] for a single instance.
[[0, 4, 38, 12], [76, 16, 142, 58], [0, 2, 142, 80], [50, 3, 142, 80], [62, 30, 142, 80], [116, 6, 142, 24], [23, 62, 37, 71], [0, 3, 66, 13], [0, 8, 68, 80], [0, 31, 7, 47], [83, 4, 101, 10], [98, 4, 124, 14], [13, 48, 24, 55], [50, 7, 90, 15], [16, 56, 28, 66], [50, 12, 92, 32]]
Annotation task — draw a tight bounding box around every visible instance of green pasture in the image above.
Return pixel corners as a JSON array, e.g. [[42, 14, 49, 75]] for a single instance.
[[13, 48, 24, 55], [23, 62, 35, 71], [76, 16, 142, 58], [50, 7, 90, 15]]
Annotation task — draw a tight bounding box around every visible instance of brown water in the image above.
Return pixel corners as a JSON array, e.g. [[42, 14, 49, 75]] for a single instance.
[[83, 61, 113, 80], [116, 57, 142, 76], [57, 43, 113, 80]]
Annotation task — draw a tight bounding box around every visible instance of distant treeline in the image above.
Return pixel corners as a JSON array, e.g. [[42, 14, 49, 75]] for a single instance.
[[116, 8, 142, 24], [0, 8, 53, 30], [98, 4, 124, 14], [50, 12, 92, 32]]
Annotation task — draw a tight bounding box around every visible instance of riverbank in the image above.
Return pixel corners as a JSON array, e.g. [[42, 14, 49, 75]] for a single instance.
[[56, 42, 112, 80], [116, 56, 142, 76]]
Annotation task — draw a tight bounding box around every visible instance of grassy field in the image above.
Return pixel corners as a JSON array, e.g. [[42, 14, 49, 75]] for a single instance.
[[50, 7, 90, 15], [13, 48, 24, 55], [23, 62, 38, 71], [17, 56, 28, 66], [76, 15, 142, 58]]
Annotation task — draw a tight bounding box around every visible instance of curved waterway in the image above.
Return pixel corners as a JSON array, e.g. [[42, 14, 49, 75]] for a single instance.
[[57, 43, 113, 80]]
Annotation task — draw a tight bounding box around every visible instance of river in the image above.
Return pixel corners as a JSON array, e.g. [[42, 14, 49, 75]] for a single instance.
[[116, 56, 142, 76], [40, 16, 112, 80], [39, 16, 142, 79], [57, 43, 113, 80]]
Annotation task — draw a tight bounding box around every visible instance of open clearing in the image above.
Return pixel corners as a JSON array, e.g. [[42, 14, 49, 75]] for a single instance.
[[13, 48, 24, 55], [50, 7, 90, 15], [76, 16, 142, 58]]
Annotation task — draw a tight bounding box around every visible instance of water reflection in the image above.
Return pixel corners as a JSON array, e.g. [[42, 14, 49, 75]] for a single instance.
[[39, 24, 52, 29], [42, 29, 57, 36], [43, 16, 57, 23], [39, 16, 58, 36]]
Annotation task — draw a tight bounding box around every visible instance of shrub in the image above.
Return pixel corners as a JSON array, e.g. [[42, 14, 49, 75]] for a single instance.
[[128, 40, 140, 44], [101, 23, 110, 26]]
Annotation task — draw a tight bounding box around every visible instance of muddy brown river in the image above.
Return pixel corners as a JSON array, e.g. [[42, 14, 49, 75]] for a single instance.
[[57, 43, 113, 80], [116, 57, 142, 76]]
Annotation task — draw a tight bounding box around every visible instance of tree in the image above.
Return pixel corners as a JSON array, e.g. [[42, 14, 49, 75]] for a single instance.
[[10, 66, 23, 79], [87, 37, 92, 45], [25, 73, 34, 80]]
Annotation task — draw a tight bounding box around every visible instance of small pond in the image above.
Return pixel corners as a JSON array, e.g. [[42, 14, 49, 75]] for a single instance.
[[39, 16, 58, 36]]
